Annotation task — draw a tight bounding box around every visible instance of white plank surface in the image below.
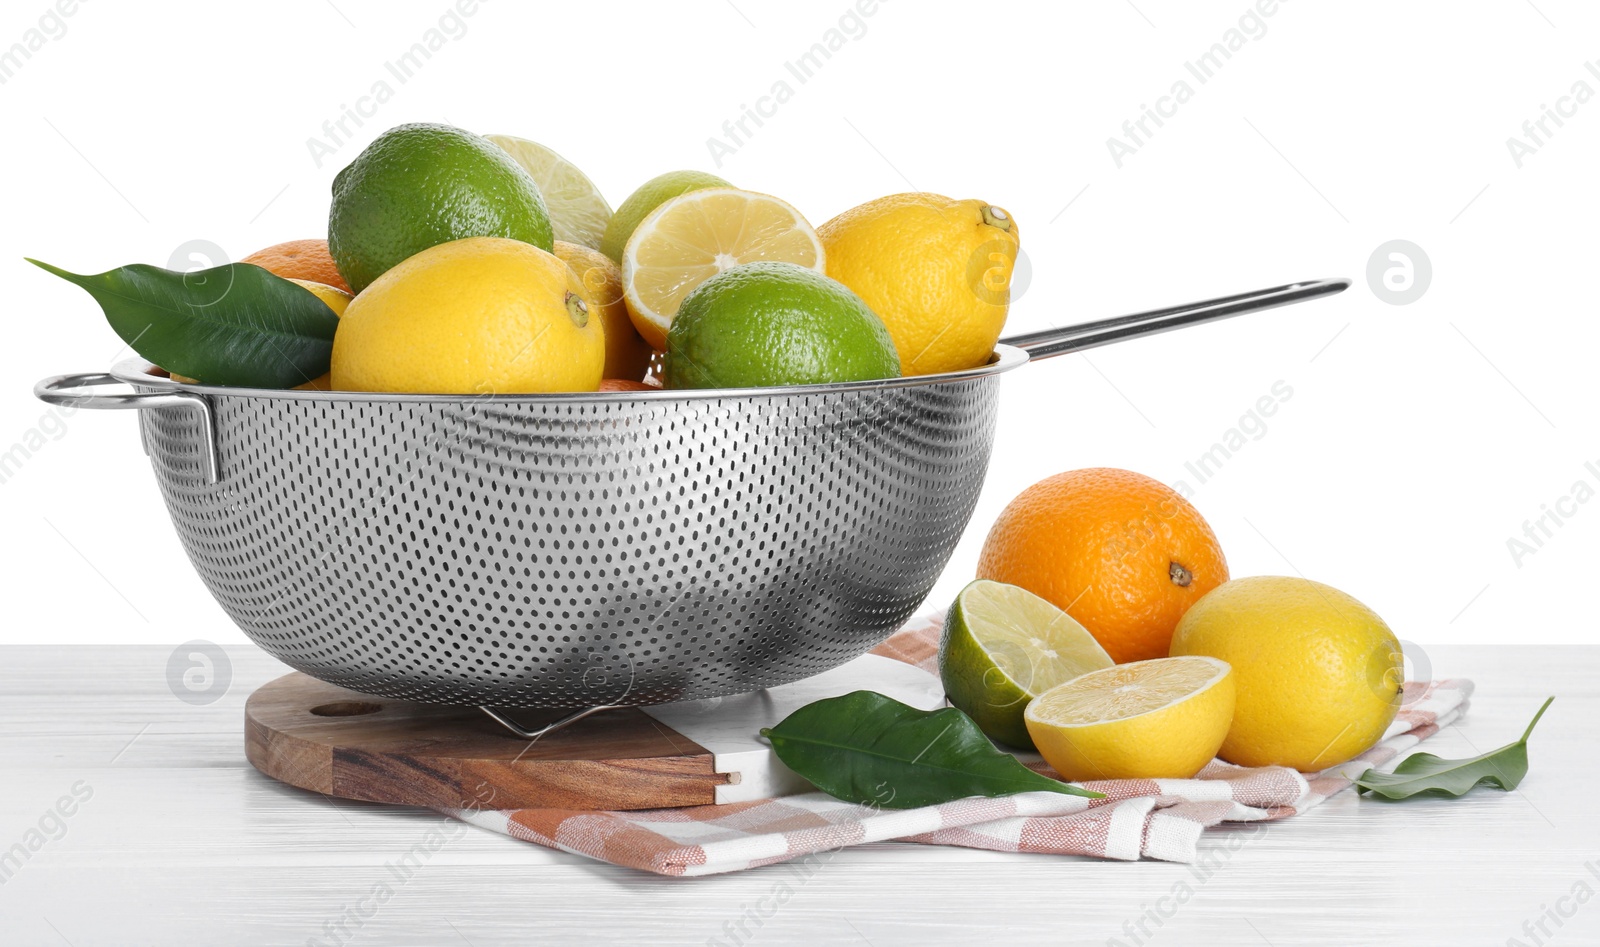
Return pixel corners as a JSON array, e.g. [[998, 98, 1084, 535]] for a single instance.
[[644, 654, 946, 804], [0, 644, 1594, 947]]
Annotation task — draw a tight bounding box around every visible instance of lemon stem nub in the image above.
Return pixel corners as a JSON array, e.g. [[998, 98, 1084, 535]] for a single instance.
[[981, 205, 1012, 232], [1169, 562, 1193, 587], [565, 291, 589, 327]]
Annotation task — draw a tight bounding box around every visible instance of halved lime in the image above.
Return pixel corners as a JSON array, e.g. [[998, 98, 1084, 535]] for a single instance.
[[486, 135, 613, 251], [941, 579, 1115, 749]]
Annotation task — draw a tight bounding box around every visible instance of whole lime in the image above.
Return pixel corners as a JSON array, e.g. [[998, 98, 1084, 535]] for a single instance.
[[599, 169, 730, 262], [328, 123, 553, 293], [662, 262, 901, 389]]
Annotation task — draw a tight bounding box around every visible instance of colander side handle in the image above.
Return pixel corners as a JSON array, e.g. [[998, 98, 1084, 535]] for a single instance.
[[34, 372, 219, 484], [998, 277, 1350, 361]]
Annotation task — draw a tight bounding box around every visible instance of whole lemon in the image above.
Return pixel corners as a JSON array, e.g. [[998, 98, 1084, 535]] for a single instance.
[[286, 279, 351, 391], [818, 193, 1018, 376], [1169, 576, 1404, 771], [553, 240, 654, 382], [285, 278, 352, 317], [330, 237, 604, 394]]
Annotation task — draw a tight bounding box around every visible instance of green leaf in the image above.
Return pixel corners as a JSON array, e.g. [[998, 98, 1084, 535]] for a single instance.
[[29, 259, 339, 388], [1355, 696, 1554, 800], [760, 690, 1103, 809]]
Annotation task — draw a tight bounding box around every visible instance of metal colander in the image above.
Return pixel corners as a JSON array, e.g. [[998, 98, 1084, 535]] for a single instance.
[[36, 279, 1345, 721]]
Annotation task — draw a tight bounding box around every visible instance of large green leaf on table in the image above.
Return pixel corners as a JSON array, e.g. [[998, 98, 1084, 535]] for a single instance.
[[29, 259, 339, 388], [761, 690, 1103, 809], [1356, 697, 1553, 800]]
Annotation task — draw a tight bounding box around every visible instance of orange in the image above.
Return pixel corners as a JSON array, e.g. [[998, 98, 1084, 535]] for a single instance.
[[598, 378, 657, 392], [976, 468, 1228, 664], [241, 239, 351, 294]]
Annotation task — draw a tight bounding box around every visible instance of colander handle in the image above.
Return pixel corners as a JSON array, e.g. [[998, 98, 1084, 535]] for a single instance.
[[34, 372, 219, 483], [998, 277, 1350, 361]]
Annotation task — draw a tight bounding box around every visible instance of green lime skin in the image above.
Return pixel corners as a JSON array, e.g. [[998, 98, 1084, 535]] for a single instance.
[[940, 579, 1115, 749], [942, 594, 1037, 749], [328, 123, 554, 293], [663, 262, 901, 390], [599, 169, 730, 262]]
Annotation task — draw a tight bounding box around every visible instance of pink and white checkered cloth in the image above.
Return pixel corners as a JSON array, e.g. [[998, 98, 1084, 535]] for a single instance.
[[447, 614, 1472, 876]]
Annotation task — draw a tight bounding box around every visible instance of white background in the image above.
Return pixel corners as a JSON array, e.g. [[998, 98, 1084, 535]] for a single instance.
[[2, 0, 1595, 649]]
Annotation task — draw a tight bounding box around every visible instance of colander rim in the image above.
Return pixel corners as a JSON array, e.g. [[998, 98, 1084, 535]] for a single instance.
[[109, 345, 1028, 403]]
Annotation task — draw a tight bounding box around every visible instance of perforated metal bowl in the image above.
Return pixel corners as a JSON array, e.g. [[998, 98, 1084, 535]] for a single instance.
[[35, 279, 1345, 718]]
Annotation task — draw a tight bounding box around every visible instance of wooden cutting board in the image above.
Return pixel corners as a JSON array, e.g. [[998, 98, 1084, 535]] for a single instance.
[[246, 654, 945, 811]]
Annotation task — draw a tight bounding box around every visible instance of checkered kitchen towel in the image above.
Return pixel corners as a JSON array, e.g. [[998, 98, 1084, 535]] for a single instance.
[[447, 614, 1473, 876]]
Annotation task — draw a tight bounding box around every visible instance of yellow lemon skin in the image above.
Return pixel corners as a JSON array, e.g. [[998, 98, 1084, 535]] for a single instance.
[[331, 237, 604, 394], [818, 193, 1018, 376], [286, 279, 351, 391], [553, 240, 654, 383], [1024, 658, 1235, 781], [1169, 576, 1404, 772], [287, 278, 353, 316]]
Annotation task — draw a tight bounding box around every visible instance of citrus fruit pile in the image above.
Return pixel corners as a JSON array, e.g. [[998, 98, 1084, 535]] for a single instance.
[[942, 467, 1406, 781], [44, 122, 1022, 395]]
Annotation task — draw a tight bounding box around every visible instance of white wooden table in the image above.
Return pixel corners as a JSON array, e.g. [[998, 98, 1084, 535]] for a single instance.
[[0, 645, 1593, 946]]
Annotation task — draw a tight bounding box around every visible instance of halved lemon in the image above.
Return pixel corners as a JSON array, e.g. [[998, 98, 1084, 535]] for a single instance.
[[1024, 656, 1235, 781], [485, 135, 613, 251], [620, 187, 824, 349], [941, 579, 1114, 749]]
